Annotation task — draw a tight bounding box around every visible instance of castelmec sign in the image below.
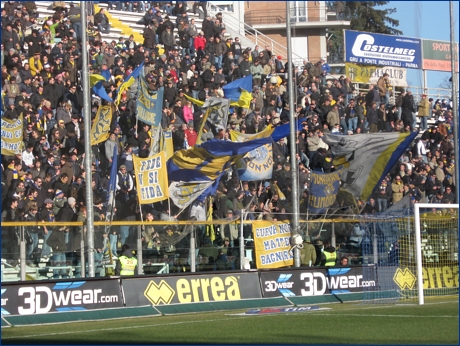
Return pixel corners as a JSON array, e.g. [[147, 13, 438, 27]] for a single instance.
[[345, 30, 422, 69]]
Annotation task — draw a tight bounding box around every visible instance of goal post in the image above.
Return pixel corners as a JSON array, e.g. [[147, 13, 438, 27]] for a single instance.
[[414, 203, 459, 305]]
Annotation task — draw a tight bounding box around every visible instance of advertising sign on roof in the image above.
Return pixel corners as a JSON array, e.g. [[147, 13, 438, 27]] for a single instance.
[[422, 39, 459, 72], [345, 30, 422, 70]]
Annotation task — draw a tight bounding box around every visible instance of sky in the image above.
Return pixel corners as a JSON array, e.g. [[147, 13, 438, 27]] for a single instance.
[[385, 1, 459, 90]]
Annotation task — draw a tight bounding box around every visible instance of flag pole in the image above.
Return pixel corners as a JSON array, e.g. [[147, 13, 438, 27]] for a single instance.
[[286, 2, 301, 267], [137, 203, 144, 275], [81, 1, 95, 277]]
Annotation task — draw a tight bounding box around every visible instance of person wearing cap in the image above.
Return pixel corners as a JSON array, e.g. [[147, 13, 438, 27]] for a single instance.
[[300, 235, 316, 267], [116, 164, 134, 203], [417, 94, 430, 131], [222, 209, 239, 249], [39, 198, 56, 260]]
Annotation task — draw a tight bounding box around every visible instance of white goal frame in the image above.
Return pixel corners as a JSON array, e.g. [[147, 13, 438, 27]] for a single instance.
[[414, 203, 459, 305]]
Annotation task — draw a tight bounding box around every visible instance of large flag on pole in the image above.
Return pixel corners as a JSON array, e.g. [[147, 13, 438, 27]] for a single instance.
[[322, 132, 418, 201], [196, 97, 230, 145], [116, 61, 144, 105], [223, 74, 253, 108], [167, 137, 273, 182], [90, 105, 113, 145]]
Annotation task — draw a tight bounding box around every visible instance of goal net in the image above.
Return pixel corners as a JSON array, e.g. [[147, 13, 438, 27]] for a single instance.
[[355, 203, 458, 305]]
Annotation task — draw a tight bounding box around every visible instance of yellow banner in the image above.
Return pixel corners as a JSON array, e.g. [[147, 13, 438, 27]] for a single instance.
[[133, 152, 169, 204], [345, 62, 408, 87], [253, 220, 293, 269], [1, 113, 24, 156], [90, 105, 112, 145]]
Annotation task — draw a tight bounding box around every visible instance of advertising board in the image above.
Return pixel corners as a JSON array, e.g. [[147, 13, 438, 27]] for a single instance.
[[259, 267, 378, 298], [345, 30, 422, 69], [1, 279, 123, 316], [422, 39, 459, 72], [122, 272, 262, 307]]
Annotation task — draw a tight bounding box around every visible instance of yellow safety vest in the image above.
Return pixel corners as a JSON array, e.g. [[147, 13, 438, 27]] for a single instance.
[[324, 251, 337, 266], [119, 255, 137, 275]]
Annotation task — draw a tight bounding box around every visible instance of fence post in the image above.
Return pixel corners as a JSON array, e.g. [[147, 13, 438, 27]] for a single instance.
[[240, 210, 244, 270], [20, 226, 26, 281], [190, 225, 196, 272], [137, 225, 143, 275]]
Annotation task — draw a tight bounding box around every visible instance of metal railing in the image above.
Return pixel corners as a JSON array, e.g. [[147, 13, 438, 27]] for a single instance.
[[207, 2, 305, 66], [245, 6, 332, 26]]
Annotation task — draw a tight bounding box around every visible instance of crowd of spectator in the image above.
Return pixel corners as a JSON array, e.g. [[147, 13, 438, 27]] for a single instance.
[[1, 1, 456, 273]]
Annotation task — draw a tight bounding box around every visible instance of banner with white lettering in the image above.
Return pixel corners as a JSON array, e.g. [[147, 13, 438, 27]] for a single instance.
[[259, 267, 379, 298], [90, 105, 112, 145], [1, 113, 23, 156], [253, 221, 293, 269], [345, 30, 422, 69], [345, 62, 408, 87], [1, 279, 123, 316], [133, 152, 169, 204]]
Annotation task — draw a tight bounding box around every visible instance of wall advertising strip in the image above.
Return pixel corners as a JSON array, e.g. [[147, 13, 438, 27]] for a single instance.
[[345, 30, 422, 69], [259, 267, 378, 298], [345, 62, 408, 87], [253, 221, 294, 269], [422, 39, 459, 72], [1, 279, 123, 316], [122, 273, 261, 307]]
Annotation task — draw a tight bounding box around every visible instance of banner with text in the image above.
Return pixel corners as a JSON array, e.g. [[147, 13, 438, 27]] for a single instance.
[[260, 267, 378, 298], [345, 62, 408, 87], [90, 105, 112, 145], [308, 168, 344, 214], [345, 30, 422, 69], [1, 114, 23, 156], [122, 272, 261, 307], [137, 77, 164, 127], [1, 279, 123, 316], [133, 152, 169, 204], [253, 221, 293, 269], [169, 180, 213, 209], [422, 39, 459, 72]]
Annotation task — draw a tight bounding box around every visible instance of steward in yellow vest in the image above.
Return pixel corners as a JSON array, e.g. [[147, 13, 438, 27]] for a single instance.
[[115, 244, 138, 275], [320, 240, 337, 266]]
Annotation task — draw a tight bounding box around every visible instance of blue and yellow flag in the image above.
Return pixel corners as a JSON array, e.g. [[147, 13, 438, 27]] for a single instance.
[[323, 132, 418, 201], [137, 76, 164, 127], [184, 93, 205, 107], [115, 61, 144, 105], [90, 105, 112, 145], [167, 137, 272, 183], [93, 81, 113, 103], [308, 168, 344, 213], [222, 75, 253, 109], [90, 74, 107, 88], [230, 130, 274, 181]]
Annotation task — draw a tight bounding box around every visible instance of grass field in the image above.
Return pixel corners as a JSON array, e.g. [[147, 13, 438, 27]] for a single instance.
[[2, 296, 458, 345]]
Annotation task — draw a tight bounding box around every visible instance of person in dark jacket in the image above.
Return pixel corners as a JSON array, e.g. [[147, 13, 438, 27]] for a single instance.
[[142, 23, 156, 50], [367, 102, 379, 133]]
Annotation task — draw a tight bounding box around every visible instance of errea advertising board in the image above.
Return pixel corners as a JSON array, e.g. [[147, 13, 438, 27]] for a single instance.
[[345, 30, 422, 69], [122, 272, 262, 307]]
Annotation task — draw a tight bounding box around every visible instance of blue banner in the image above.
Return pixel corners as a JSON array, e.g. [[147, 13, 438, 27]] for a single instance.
[[137, 77, 164, 127], [308, 168, 344, 213], [345, 30, 422, 69]]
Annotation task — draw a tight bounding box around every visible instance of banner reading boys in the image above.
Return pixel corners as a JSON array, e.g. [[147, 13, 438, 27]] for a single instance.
[[1, 113, 23, 156], [253, 220, 293, 269], [133, 152, 169, 204]]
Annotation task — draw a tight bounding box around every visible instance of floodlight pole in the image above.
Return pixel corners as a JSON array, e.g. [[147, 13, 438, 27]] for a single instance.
[[449, 1, 459, 198], [81, 1, 95, 277], [286, 2, 301, 267]]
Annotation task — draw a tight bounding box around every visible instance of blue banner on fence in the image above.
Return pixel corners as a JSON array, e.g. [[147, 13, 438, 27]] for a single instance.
[[345, 30, 422, 69]]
